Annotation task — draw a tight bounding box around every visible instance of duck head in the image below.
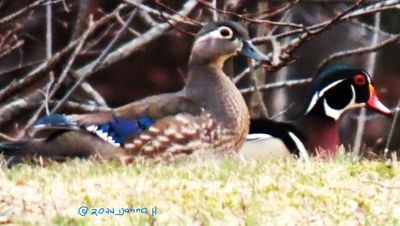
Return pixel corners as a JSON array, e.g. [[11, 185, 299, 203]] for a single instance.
[[189, 21, 270, 67], [305, 65, 391, 120]]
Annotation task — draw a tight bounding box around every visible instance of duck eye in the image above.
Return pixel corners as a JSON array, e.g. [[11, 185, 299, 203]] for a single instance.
[[354, 74, 366, 86], [219, 27, 233, 39]]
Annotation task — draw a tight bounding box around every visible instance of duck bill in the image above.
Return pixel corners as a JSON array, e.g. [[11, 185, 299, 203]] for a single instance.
[[367, 84, 392, 115], [239, 41, 271, 62]]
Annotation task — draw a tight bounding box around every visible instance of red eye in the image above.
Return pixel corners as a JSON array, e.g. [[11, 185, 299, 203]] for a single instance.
[[354, 74, 366, 86]]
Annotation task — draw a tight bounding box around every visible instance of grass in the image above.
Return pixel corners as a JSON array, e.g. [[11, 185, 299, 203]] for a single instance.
[[0, 156, 400, 225]]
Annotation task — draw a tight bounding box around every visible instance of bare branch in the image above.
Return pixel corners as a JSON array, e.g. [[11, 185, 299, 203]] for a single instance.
[[240, 78, 312, 94], [384, 99, 400, 158], [0, 0, 47, 25], [0, 40, 24, 59], [0, 94, 109, 128], [51, 10, 137, 113], [316, 33, 400, 74], [76, 0, 198, 78], [23, 18, 92, 130], [126, 0, 201, 26], [252, 0, 400, 44], [46, 0, 53, 58], [0, 4, 129, 103]]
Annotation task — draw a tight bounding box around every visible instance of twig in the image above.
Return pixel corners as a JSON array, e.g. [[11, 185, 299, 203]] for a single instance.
[[0, 95, 110, 128], [384, 99, 400, 158], [254, 0, 298, 19], [42, 72, 54, 115], [240, 78, 312, 94], [23, 19, 92, 130], [72, 72, 108, 107], [0, 40, 24, 58], [137, 8, 159, 26], [248, 61, 269, 118], [0, 0, 48, 25], [0, 4, 128, 103], [46, 0, 53, 58], [316, 32, 400, 74], [271, 103, 295, 120], [76, 0, 198, 78], [259, 0, 364, 70], [51, 10, 137, 113], [71, 0, 90, 39], [116, 12, 141, 37], [350, 19, 394, 38], [198, 0, 306, 29], [127, 0, 201, 26], [353, 12, 381, 158], [233, 62, 262, 84], [252, 0, 400, 44], [212, 0, 218, 21], [158, 9, 196, 36]]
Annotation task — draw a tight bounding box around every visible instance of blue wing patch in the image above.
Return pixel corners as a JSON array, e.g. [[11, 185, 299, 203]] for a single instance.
[[86, 117, 154, 146]]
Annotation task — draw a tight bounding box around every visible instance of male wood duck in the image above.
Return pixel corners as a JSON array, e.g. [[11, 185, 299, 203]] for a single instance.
[[240, 65, 392, 160], [0, 21, 270, 164]]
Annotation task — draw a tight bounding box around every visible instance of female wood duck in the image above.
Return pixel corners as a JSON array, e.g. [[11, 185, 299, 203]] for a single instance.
[[240, 65, 392, 160], [0, 21, 270, 164]]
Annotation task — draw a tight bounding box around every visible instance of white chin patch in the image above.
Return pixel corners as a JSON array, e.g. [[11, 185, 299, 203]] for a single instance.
[[323, 99, 345, 120], [323, 84, 364, 120]]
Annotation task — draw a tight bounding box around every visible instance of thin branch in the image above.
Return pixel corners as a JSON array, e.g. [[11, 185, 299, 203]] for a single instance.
[[248, 61, 269, 118], [384, 99, 400, 158], [252, 0, 400, 44], [127, 0, 201, 26], [212, 0, 218, 21], [116, 12, 141, 37], [316, 33, 400, 74], [257, 0, 365, 71], [0, 4, 128, 103], [0, 96, 110, 128], [353, 12, 381, 158], [46, 0, 53, 58], [76, 0, 198, 78], [254, 0, 298, 19], [71, 0, 90, 39], [0, 40, 24, 58], [240, 78, 312, 94], [23, 19, 92, 130], [0, 0, 48, 25], [51, 10, 137, 113], [198, 0, 306, 29], [233, 63, 261, 84]]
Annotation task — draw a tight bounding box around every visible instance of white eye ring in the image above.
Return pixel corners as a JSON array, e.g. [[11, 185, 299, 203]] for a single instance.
[[218, 26, 233, 39]]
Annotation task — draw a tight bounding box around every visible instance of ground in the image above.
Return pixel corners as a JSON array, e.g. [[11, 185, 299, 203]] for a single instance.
[[0, 156, 399, 226]]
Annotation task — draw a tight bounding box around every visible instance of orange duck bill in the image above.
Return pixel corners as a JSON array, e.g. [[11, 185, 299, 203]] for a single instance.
[[367, 84, 392, 115]]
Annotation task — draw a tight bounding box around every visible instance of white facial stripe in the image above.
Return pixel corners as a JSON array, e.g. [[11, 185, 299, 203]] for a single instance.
[[288, 132, 309, 162], [305, 93, 319, 114], [305, 79, 345, 114], [323, 84, 364, 120], [195, 26, 234, 43], [319, 79, 345, 97]]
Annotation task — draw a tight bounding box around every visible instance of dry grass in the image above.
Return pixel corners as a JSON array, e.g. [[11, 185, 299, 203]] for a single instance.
[[0, 156, 400, 226]]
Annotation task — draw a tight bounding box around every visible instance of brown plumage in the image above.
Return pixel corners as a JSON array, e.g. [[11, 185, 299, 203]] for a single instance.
[[1, 21, 270, 164]]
